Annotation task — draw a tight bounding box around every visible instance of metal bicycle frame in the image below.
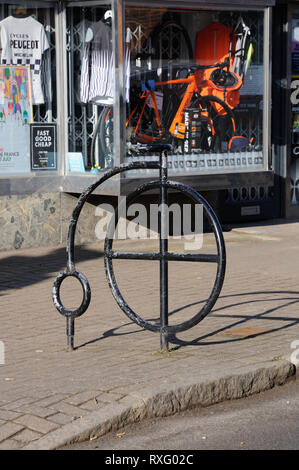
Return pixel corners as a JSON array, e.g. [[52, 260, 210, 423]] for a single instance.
[[52, 145, 226, 351], [127, 61, 240, 145]]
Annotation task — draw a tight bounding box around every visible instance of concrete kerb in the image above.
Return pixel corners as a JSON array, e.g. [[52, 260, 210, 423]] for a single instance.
[[22, 359, 296, 450]]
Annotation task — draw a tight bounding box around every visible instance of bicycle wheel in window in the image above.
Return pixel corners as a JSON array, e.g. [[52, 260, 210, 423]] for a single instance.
[[196, 95, 236, 152], [91, 107, 114, 169], [127, 93, 165, 145], [150, 20, 193, 62], [149, 20, 193, 82], [100, 107, 114, 168]]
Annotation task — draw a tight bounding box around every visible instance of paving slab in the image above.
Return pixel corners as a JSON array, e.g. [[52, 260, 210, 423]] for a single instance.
[[0, 218, 298, 449]]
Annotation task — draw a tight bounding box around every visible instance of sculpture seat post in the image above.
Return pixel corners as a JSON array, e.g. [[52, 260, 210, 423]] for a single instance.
[[67, 316, 75, 350]]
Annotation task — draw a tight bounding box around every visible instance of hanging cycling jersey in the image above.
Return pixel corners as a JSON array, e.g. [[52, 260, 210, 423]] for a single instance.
[[194, 21, 234, 67], [80, 19, 132, 105], [80, 19, 114, 105], [0, 15, 49, 105]]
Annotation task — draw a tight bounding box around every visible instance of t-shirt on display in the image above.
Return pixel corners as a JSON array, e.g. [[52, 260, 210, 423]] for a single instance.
[[0, 16, 50, 105], [80, 20, 114, 105], [80, 20, 131, 105]]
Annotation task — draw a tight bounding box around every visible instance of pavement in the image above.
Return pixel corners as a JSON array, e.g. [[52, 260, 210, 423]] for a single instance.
[[0, 217, 298, 450]]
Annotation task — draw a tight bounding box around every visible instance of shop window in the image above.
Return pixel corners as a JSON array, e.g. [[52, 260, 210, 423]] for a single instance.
[[0, 2, 57, 175], [66, 4, 268, 177], [66, 4, 114, 174], [121, 6, 266, 175]]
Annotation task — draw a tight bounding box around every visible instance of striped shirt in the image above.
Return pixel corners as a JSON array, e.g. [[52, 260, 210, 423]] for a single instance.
[[80, 21, 131, 105]]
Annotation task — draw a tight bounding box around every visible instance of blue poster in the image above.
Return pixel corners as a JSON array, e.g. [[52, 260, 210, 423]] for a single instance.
[[0, 65, 33, 174]]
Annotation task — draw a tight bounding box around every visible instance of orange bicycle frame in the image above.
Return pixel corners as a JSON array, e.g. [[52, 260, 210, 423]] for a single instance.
[[127, 68, 240, 143], [128, 75, 199, 143]]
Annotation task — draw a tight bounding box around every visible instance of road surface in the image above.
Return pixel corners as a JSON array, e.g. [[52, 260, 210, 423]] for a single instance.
[[63, 376, 299, 450]]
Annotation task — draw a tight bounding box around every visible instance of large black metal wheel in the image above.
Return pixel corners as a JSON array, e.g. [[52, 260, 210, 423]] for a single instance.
[[104, 180, 226, 335]]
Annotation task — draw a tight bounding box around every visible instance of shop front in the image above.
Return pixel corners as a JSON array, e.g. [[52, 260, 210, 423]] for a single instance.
[[282, 0, 299, 217], [0, 0, 278, 250]]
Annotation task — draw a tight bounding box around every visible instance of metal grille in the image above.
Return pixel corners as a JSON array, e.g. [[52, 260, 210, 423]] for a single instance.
[[66, 6, 109, 169], [157, 25, 187, 61], [128, 21, 148, 58], [224, 185, 273, 204]]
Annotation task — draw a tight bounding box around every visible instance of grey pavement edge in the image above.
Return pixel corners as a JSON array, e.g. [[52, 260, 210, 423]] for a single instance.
[[22, 359, 296, 450]]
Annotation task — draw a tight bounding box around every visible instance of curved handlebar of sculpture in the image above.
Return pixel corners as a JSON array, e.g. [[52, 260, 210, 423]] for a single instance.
[[66, 160, 161, 273], [52, 160, 160, 322]]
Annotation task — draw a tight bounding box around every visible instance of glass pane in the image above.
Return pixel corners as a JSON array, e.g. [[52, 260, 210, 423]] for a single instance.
[[66, 4, 114, 174], [290, 13, 299, 204], [124, 7, 265, 175], [0, 2, 56, 174]]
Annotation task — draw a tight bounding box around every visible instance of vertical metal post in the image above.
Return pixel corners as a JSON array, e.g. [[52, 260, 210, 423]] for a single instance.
[[159, 150, 169, 351], [82, 8, 88, 164], [55, 1, 68, 177], [68, 7, 76, 151], [66, 317, 75, 350], [112, 0, 125, 168], [45, 8, 53, 123]]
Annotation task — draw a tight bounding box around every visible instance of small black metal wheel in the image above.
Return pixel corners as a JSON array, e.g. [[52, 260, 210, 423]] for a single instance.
[[52, 270, 91, 319], [104, 180, 226, 335]]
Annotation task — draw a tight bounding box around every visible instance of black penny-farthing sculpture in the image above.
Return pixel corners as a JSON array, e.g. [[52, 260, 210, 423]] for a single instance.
[[52, 144, 226, 351]]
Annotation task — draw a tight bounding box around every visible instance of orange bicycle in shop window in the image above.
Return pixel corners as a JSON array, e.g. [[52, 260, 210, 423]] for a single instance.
[[94, 18, 254, 163], [128, 58, 251, 151], [96, 58, 253, 164]]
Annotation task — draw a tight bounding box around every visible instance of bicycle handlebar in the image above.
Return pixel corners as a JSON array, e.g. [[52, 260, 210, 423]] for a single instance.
[[173, 58, 230, 81], [187, 57, 230, 73]]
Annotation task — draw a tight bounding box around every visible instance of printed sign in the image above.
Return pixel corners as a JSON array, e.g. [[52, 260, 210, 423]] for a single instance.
[[30, 123, 57, 170], [240, 65, 264, 96], [67, 152, 85, 173], [148, 91, 163, 111], [0, 65, 33, 174]]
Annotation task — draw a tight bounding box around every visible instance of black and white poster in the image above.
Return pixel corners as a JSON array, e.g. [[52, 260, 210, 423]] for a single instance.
[[30, 123, 57, 170]]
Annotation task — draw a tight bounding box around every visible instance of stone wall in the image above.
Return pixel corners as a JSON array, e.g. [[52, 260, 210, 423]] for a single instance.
[[0, 192, 100, 251]]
